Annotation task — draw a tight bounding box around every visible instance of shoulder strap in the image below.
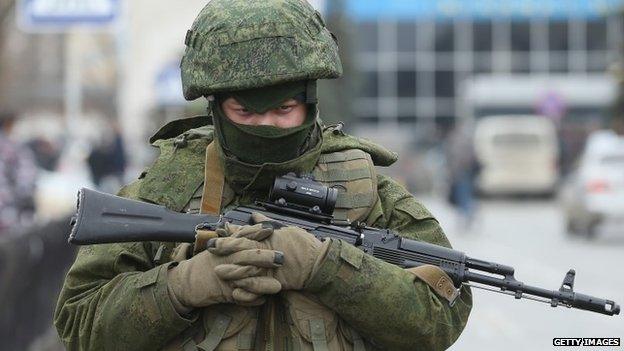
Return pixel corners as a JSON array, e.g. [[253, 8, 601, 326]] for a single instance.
[[201, 141, 225, 215], [196, 313, 233, 351]]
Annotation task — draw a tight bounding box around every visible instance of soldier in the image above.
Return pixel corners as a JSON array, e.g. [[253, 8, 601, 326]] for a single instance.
[[54, 1, 472, 350]]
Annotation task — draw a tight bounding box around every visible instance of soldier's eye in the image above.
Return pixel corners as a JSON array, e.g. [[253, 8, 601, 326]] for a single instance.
[[279, 105, 294, 113]]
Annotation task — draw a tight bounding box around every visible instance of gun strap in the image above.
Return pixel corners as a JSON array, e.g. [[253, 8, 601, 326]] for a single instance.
[[200, 141, 225, 216], [407, 265, 460, 306]]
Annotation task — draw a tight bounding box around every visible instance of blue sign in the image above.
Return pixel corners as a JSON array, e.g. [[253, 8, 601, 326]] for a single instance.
[[347, 0, 624, 20], [19, 0, 119, 29]]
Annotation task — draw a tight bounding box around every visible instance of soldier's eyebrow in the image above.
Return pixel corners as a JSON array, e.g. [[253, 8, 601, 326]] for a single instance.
[[279, 99, 298, 106], [224, 98, 245, 109]]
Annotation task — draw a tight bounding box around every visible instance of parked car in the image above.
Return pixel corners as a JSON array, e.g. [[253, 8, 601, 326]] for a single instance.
[[561, 130, 624, 238], [474, 115, 559, 196]]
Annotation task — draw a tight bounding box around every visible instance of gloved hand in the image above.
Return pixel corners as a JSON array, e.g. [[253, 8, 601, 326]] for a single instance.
[[208, 213, 329, 290], [166, 241, 283, 312]]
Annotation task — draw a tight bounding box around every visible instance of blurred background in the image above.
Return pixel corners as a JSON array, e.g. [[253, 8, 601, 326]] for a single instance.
[[0, 0, 623, 350]]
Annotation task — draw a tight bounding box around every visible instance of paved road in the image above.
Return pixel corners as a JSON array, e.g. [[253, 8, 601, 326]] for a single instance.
[[418, 197, 624, 351]]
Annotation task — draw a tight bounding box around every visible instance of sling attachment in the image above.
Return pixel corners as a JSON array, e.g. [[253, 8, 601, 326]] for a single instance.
[[182, 341, 197, 351], [179, 322, 204, 351], [309, 319, 330, 351], [350, 329, 366, 351], [196, 313, 232, 351], [407, 265, 461, 306], [153, 244, 165, 265]]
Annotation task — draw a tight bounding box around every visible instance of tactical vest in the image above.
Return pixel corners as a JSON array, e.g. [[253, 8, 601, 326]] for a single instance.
[[132, 117, 397, 351]]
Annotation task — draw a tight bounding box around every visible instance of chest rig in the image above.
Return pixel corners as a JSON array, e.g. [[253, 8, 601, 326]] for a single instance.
[[136, 118, 397, 351]]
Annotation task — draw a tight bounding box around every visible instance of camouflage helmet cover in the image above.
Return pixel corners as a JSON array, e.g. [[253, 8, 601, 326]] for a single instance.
[[181, 0, 343, 101]]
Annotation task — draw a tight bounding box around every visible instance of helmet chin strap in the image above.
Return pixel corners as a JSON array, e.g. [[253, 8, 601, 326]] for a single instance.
[[305, 80, 317, 104]]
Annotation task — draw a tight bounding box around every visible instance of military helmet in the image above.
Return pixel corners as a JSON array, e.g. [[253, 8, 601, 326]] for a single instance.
[[181, 0, 343, 101]]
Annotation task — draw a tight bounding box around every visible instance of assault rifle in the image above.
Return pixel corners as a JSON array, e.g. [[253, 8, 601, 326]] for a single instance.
[[69, 173, 620, 316]]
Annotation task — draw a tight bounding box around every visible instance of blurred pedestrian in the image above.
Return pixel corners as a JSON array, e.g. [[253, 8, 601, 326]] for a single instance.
[[611, 83, 624, 135], [87, 121, 127, 193], [0, 111, 38, 234], [27, 137, 61, 171], [445, 125, 478, 231], [610, 61, 624, 135]]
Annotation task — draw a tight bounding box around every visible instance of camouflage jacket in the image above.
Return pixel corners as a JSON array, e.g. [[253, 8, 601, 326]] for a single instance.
[[54, 118, 472, 351]]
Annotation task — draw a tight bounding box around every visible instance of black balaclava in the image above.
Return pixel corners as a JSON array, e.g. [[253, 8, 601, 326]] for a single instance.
[[211, 80, 319, 165]]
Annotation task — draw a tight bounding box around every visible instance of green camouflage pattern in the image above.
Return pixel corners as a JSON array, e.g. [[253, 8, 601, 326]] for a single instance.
[[181, 0, 343, 100], [312, 148, 379, 223], [139, 127, 214, 211], [321, 127, 399, 167], [306, 175, 473, 350], [54, 203, 198, 350], [54, 120, 472, 350]]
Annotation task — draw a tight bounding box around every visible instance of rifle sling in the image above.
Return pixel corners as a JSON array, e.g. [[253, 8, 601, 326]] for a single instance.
[[201, 141, 225, 216], [407, 265, 460, 306]]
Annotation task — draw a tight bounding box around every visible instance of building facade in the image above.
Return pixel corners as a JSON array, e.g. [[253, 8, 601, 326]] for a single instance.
[[345, 0, 624, 132]]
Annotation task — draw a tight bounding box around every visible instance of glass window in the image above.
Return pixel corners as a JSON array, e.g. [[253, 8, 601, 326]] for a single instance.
[[436, 99, 455, 116], [359, 115, 379, 124], [417, 22, 435, 51], [511, 22, 531, 52], [473, 21, 492, 52], [435, 115, 456, 132], [435, 21, 454, 52], [357, 71, 378, 98], [434, 71, 455, 97], [357, 22, 379, 53], [586, 20, 607, 51], [473, 53, 492, 73], [434, 53, 454, 70], [397, 70, 418, 97], [549, 53, 568, 73], [417, 71, 435, 97], [398, 115, 418, 125], [549, 21, 569, 52], [397, 22, 417, 52], [378, 72, 395, 97], [512, 53, 530, 73], [587, 53, 608, 72], [398, 99, 417, 116]]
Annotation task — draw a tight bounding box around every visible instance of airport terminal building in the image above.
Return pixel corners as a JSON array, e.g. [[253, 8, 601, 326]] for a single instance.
[[343, 0, 624, 131]]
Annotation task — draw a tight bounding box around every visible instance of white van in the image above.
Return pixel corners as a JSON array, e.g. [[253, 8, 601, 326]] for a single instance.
[[474, 115, 559, 196]]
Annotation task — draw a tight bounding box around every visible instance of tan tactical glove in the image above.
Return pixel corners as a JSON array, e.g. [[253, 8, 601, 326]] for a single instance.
[[209, 213, 330, 291], [166, 242, 283, 312]]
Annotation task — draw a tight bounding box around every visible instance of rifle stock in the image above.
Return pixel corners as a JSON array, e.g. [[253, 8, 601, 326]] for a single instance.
[[69, 188, 218, 245]]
